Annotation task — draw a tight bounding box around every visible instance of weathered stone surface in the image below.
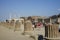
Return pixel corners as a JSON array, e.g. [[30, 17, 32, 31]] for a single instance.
[[45, 24, 60, 40], [24, 20, 33, 35]]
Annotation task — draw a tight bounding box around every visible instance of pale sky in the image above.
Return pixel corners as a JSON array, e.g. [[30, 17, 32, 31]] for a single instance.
[[0, 0, 60, 21]]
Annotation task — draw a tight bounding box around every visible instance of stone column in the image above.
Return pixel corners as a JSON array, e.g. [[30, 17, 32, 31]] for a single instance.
[[14, 20, 21, 31], [24, 20, 33, 35], [10, 19, 15, 29], [45, 24, 59, 40]]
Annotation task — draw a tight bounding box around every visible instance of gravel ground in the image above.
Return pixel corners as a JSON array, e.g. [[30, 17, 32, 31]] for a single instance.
[[0, 25, 34, 40]]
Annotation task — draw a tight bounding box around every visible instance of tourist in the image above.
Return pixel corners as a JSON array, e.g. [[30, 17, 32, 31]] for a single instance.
[[59, 23, 60, 32]]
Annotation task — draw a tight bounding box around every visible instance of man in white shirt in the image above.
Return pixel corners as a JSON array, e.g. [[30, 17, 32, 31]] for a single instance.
[[32, 25, 34, 30]]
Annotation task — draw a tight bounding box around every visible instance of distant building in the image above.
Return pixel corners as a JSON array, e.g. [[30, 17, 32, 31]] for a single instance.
[[31, 16, 46, 23], [44, 14, 60, 24], [57, 14, 60, 23]]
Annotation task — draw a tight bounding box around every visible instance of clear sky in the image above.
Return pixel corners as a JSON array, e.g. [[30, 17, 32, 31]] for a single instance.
[[0, 0, 60, 21]]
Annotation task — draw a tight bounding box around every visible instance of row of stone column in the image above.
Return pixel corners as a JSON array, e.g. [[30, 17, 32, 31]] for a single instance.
[[45, 24, 59, 40]]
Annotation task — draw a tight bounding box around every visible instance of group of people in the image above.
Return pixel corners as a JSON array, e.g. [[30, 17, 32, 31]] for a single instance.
[[32, 21, 44, 30]]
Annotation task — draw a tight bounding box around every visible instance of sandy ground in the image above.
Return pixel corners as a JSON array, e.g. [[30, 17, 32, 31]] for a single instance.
[[0, 25, 34, 40]]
